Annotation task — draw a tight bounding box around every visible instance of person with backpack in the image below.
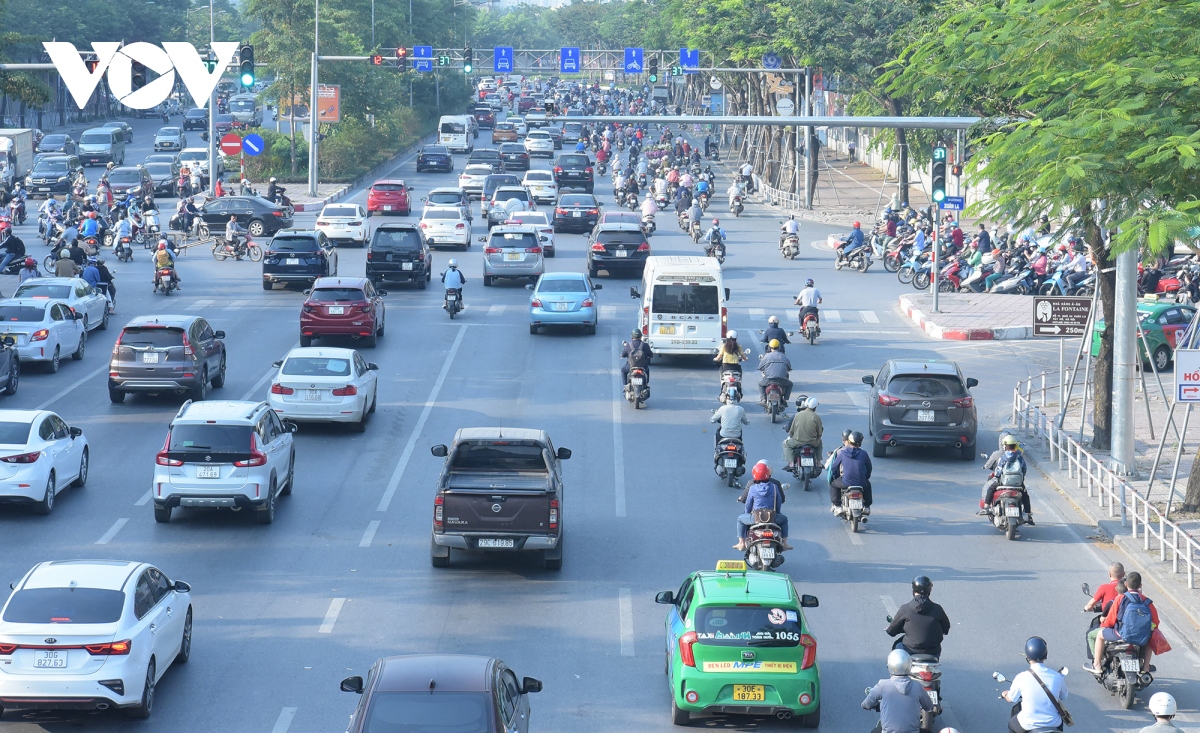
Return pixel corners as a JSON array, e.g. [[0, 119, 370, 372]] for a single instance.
[[620, 330, 652, 387], [979, 434, 1033, 524], [1085, 571, 1158, 676]]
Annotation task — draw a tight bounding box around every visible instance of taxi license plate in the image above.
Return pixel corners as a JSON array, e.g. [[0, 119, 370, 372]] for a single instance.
[[142, 352, 160, 363], [505, 252, 522, 261], [659, 324, 677, 334], [196, 465, 220, 479], [800, 457, 814, 467], [402, 262, 414, 270], [328, 306, 344, 314], [732, 685, 764, 702], [34, 650, 67, 668], [478, 538, 515, 548], [305, 389, 322, 401], [1120, 659, 1140, 672], [552, 302, 569, 311], [615, 249, 629, 257], [927, 690, 939, 706], [1006, 506, 1021, 517], [724, 459, 738, 468], [286, 258, 299, 266], [848, 498, 864, 509], [917, 409, 935, 422]]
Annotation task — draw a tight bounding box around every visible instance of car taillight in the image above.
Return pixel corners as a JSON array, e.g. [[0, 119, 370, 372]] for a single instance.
[[581, 298, 594, 307], [679, 631, 698, 667], [181, 331, 194, 356], [953, 396, 974, 408], [525, 246, 541, 254], [315, 221, 327, 226], [585, 166, 593, 174], [637, 242, 650, 251], [0, 451, 41, 464], [302, 304, 314, 313], [366, 251, 373, 260], [351, 221, 362, 226], [86, 640, 131, 656], [585, 208, 598, 215], [878, 393, 901, 406], [555, 208, 567, 216], [800, 634, 817, 669], [234, 434, 267, 467], [485, 247, 502, 254], [456, 223, 466, 229], [270, 383, 294, 395], [721, 306, 728, 338], [554, 166, 563, 174], [643, 306, 649, 336], [332, 385, 358, 396], [155, 448, 183, 466], [0, 643, 16, 654], [591, 243, 605, 252], [30, 329, 49, 342], [272, 211, 285, 217], [419, 222, 428, 228], [433, 495, 444, 528], [549, 498, 558, 529], [531, 298, 542, 308]]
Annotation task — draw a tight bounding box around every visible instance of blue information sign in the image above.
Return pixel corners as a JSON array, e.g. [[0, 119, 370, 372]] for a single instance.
[[242, 133, 264, 157], [762, 52, 782, 69], [412, 45, 433, 72], [494, 46, 513, 73], [680, 48, 699, 74], [624, 47, 643, 74], [940, 195, 965, 211], [560, 47, 581, 74]]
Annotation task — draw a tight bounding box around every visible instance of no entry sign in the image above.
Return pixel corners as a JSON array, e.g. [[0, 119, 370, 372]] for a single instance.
[[220, 133, 242, 156]]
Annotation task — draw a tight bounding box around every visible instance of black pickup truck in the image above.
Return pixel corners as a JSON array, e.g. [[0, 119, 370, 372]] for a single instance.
[[430, 428, 571, 570]]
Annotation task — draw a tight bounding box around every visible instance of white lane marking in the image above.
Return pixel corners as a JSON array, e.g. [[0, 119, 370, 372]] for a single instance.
[[786, 309, 799, 322], [359, 520, 381, 548], [186, 299, 215, 311], [860, 310, 880, 323], [880, 595, 899, 616], [135, 489, 152, 507], [224, 298, 249, 311], [271, 707, 298, 733], [824, 310, 842, 322], [748, 308, 765, 321], [95, 518, 129, 545], [845, 388, 869, 413], [619, 588, 635, 657], [821, 361, 855, 374], [34, 364, 108, 411], [601, 305, 619, 320], [241, 341, 299, 401], [318, 598, 346, 634], [844, 520, 865, 545], [611, 336, 627, 517], [377, 325, 468, 512], [487, 304, 506, 316]]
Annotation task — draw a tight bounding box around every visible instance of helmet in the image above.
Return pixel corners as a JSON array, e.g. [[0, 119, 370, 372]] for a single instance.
[[789, 214, 795, 221], [806, 278, 814, 287], [59, 250, 70, 259], [448, 259, 458, 268], [1024, 636, 1048, 663], [768, 315, 779, 325], [158, 242, 167, 250], [87, 256, 98, 265], [805, 397, 819, 410], [13, 182, 20, 189], [1002, 434, 1019, 447], [912, 575, 934, 596], [726, 329, 737, 340], [712, 218, 719, 226], [1148, 692, 1177, 717], [769, 339, 781, 349], [848, 431, 863, 446], [23, 257, 33, 267], [886, 649, 912, 676], [631, 329, 642, 340], [842, 428, 853, 442], [751, 461, 771, 481], [89, 211, 97, 219], [853, 221, 861, 229], [937, 729, 961, 733]]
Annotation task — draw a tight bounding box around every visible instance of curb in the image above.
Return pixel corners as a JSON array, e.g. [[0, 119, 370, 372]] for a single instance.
[[292, 131, 437, 212], [897, 294, 1033, 340]]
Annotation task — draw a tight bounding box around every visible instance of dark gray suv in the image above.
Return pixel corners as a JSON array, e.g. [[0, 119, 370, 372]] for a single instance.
[[109, 315, 227, 403], [861, 360, 978, 460]]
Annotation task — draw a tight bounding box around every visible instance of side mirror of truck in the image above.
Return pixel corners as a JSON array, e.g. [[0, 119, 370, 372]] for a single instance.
[[556, 447, 572, 460], [430, 444, 448, 457]]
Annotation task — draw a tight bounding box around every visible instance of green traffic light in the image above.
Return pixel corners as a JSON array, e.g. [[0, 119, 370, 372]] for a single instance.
[[464, 63, 473, 74], [933, 190, 946, 202], [240, 72, 254, 86], [649, 74, 658, 83]]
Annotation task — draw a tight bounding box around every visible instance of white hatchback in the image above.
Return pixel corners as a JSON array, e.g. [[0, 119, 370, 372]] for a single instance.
[[0, 299, 87, 373], [316, 203, 368, 247], [0, 560, 192, 718], [0, 409, 89, 514], [268, 347, 379, 430], [522, 169, 558, 203], [420, 206, 472, 250], [524, 130, 554, 157]]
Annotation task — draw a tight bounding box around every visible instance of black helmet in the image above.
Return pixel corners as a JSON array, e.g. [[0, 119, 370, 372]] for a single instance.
[[631, 329, 642, 340], [912, 576, 933, 596], [848, 431, 863, 446], [841, 428, 853, 442], [1024, 636, 1048, 663]]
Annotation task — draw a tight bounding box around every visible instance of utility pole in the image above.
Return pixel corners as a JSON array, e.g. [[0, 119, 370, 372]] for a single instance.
[[1111, 248, 1139, 474], [207, 0, 217, 197], [793, 70, 802, 210], [803, 67, 813, 210], [308, 0, 319, 197]]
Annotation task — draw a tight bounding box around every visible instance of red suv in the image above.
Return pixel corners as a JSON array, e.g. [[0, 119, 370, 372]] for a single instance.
[[299, 277, 387, 348], [367, 179, 413, 216]]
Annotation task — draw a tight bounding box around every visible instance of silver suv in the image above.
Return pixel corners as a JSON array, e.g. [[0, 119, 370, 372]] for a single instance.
[[152, 400, 297, 525], [481, 225, 545, 286]]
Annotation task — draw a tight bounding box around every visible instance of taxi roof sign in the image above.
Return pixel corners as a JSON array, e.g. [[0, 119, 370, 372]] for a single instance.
[[715, 560, 747, 572]]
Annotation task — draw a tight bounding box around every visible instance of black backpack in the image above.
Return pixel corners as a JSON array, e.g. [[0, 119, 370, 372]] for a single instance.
[[627, 344, 649, 368]]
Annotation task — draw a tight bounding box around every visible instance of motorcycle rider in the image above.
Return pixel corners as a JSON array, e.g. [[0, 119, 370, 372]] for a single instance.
[[794, 278, 823, 335], [726, 178, 745, 210], [734, 461, 791, 551], [783, 397, 824, 471], [1085, 562, 1126, 619], [639, 192, 657, 221], [9, 182, 26, 221], [0, 223, 26, 272], [886, 576, 952, 659], [54, 249, 80, 278], [79, 210, 101, 242], [757, 339, 793, 404], [1001, 637, 1068, 733], [18, 256, 38, 283], [702, 218, 726, 254], [621, 329, 652, 386], [779, 214, 800, 251], [112, 213, 134, 250], [1136, 693, 1181, 732], [739, 161, 754, 192], [441, 259, 466, 308], [829, 430, 873, 514], [1085, 571, 1158, 676], [979, 434, 1033, 524], [67, 235, 88, 267], [1062, 238, 1090, 290], [837, 221, 866, 263], [861, 649, 933, 733], [153, 240, 180, 290], [761, 315, 791, 353], [710, 395, 749, 447], [225, 215, 247, 256], [714, 330, 747, 376], [95, 256, 116, 310]]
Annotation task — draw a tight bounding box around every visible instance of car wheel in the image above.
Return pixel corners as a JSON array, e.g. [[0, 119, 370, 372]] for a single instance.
[[257, 481, 277, 524], [369, 388, 377, 413], [109, 387, 125, 403], [355, 402, 369, 432], [74, 448, 89, 488], [72, 333, 85, 360], [873, 440, 887, 458], [262, 280, 273, 291], [363, 332, 378, 348], [418, 275, 428, 290], [586, 324, 596, 335], [34, 472, 55, 515], [376, 316, 385, 337], [671, 699, 690, 726], [799, 702, 821, 728], [280, 452, 295, 496], [191, 368, 208, 401], [299, 335, 312, 347], [530, 324, 539, 335], [98, 310, 109, 330], [247, 219, 265, 237], [1153, 345, 1171, 372], [211, 358, 227, 388], [154, 504, 172, 523], [484, 275, 493, 286], [125, 659, 155, 719], [4, 360, 18, 396], [47, 346, 60, 373], [176, 609, 192, 663]]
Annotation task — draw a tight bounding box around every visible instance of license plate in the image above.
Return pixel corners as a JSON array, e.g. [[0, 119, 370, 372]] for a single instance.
[[286, 258, 299, 266], [659, 324, 676, 335], [724, 459, 738, 468], [402, 262, 414, 270], [505, 252, 522, 261], [552, 302, 570, 311], [34, 650, 67, 668], [305, 389, 322, 401], [848, 498, 864, 509], [328, 306, 344, 314], [383, 205, 393, 211], [196, 465, 220, 479], [572, 211, 581, 217], [37, 187, 49, 192], [447, 294, 457, 301], [1121, 659, 1140, 672], [631, 377, 644, 386], [800, 457, 814, 467], [917, 409, 935, 422], [478, 538, 515, 548], [615, 249, 629, 257], [1006, 506, 1021, 517], [142, 352, 160, 363], [759, 546, 775, 560], [732, 685, 765, 702], [927, 690, 939, 706]]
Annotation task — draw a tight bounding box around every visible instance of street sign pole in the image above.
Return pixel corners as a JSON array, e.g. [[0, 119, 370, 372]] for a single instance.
[[932, 203, 940, 312]]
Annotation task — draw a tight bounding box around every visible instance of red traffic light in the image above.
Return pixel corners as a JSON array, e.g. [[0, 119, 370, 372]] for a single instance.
[[951, 164, 962, 177], [396, 47, 408, 60], [371, 55, 383, 65]]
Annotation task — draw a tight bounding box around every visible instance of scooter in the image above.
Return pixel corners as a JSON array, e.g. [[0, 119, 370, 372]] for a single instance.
[[1078, 583, 1152, 708], [743, 498, 789, 571], [623, 362, 649, 409], [212, 235, 263, 262], [718, 367, 743, 404], [697, 191, 710, 211], [597, 160, 607, 176], [763, 377, 787, 423], [641, 212, 656, 236], [781, 234, 800, 260], [154, 266, 178, 296], [714, 435, 746, 488], [114, 235, 134, 262], [835, 484, 867, 533], [982, 452, 1029, 540], [7, 198, 25, 225], [690, 220, 702, 243], [800, 310, 820, 345], [444, 287, 462, 319], [704, 235, 726, 264], [654, 191, 669, 211], [730, 194, 744, 217]]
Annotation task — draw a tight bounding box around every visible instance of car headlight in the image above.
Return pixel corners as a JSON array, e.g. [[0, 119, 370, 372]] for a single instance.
[[57, 176, 67, 182]]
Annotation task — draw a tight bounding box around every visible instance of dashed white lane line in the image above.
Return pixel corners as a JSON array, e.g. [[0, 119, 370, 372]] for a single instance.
[[135, 489, 153, 506], [748, 308, 765, 321], [786, 309, 799, 322], [880, 595, 899, 617], [377, 325, 468, 512], [821, 361, 856, 374], [611, 335, 627, 518], [318, 598, 346, 634], [844, 520, 865, 545], [34, 364, 109, 411], [270, 707, 298, 733], [860, 310, 880, 323], [601, 305, 620, 320], [186, 299, 215, 310], [845, 388, 869, 413], [359, 520, 381, 548], [619, 588, 635, 657], [225, 299, 250, 311], [824, 310, 843, 322], [95, 518, 129, 545], [487, 304, 506, 316]]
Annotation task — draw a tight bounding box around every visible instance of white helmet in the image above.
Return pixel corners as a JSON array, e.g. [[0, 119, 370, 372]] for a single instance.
[[937, 729, 961, 733], [726, 330, 738, 340], [269, 177, 277, 183], [448, 259, 458, 268], [805, 397, 819, 410], [887, 649, 911, 676], [1148, 692, 1177, 717], [768, 315, 779, 325]]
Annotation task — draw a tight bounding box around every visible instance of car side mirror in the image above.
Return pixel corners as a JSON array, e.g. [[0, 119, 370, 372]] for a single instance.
[[478, 236, 487, 242], [73, 311, 84, 320], [630, 286, 640, 300], [861, 375, 875, 386], [378, 290, 388, 296], [525, 283, 534, 290], [725, 287, 731, 300], [431, 444, 448, 457], [272, 360, 283, 368], [407, 186, 415, 192], [556, 447, 572, 460], [420, 196, 427, 201], [340, 676, 364, 694], [592, 283, 602, 290], [303, 289, 311, 295], [966, 377, 979, 388], [800, 594, 819, 608], [521, 677, 542, 694], [69, 427, 83, 439], [214, 330, 225, 339], [172, 580, 191, 593], [368, 363, 379, 371], [282, 419, 299, 433], [655, 590, 675, 605]]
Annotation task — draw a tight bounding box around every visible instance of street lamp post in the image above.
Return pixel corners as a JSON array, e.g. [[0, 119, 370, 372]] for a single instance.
[[308, 0, 319, 197], [207, 0, 218, 197]]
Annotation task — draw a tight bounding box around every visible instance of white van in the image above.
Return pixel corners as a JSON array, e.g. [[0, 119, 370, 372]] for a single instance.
[[439, 114, 475, 154], [632, 256, 728, 356]]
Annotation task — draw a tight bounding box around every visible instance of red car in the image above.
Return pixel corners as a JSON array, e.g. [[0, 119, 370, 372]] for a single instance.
[[299, 277, 387, 348], [367, 179, 413, 216]]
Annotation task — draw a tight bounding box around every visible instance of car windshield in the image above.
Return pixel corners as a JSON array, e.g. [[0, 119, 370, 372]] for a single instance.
[[108, 170, 142, 184], [426, 192, 462, 205], [451, 442, 547, 471], [440, 121, 466, 134], [525, 172, 552, 181], [373, 183, 406, 192], [528, 132, 549, 139], [186, 109, 206, 118], [599, 231, 644, 246], [216, 114, 234, 124], [229, 99, 256, 111], [120, 326, 184, 347], [372, 229, 422, 252], [271, 236, 319, 252], [145, 164, 173, 176], [322, 206, 358, 218], [559, 155, 589, 166], [180, 152, 205, 163], [0, 305, 45, 322], [559, 195, 594, 206], [79, 133, 111, 145], [651, 284, 720, 315], [423, 210, 461, 220], [495, 124, 514, 131], [510, 213, 547, 225], [158, 128, 180, 136], [694, 606, 804, 648], [41, 135, 66, 145], [423, 146, 448, 155], [490, 232, 538, 249], [500, 144, 525, 153], [169, 424, 252, 452], [0, 420, 31, 443], [282, 357, 352, 377], [493, 190, 528, 202], [886, 374, 967, 398], [539, 278, 587, 293], [2, 588, 126, 624], [308, 288, 364, 303], [14, 284, 72, 299], [361, 692, 490, 733], [33, 160, 68, 173], [472, 151, 500, 160]]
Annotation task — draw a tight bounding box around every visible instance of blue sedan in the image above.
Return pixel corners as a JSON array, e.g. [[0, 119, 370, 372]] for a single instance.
[[527, 272, 602, 335]]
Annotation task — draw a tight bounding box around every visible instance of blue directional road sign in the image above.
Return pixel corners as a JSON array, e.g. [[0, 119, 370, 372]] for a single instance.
[[679, 48, 699, 74], [412, 45, 433, 72], [241, 133, 264, 157], [560, 46, 580, 74], [494, 46, 513, 73], [939, 195, 965, 212], [762, 52, 782, 69], [624, 47, 643, 74]]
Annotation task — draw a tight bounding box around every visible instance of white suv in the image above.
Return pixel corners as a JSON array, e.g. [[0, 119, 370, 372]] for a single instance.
[[152, 400, 296, 525]]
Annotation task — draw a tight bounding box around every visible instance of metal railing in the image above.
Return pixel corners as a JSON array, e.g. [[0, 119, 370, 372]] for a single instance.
[[1013, 373, 1199, 589]]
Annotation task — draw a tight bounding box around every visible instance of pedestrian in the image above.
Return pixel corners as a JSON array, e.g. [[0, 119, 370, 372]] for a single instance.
[[848, 138, 857, 162]]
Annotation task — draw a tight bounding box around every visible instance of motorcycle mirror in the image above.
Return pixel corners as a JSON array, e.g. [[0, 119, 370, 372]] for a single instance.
[[1081, 582, 1091, 596], [992, 672, 1007, 683], [864, 687, 872, 696], [1059, 667, 1068, 676], [886, 615, 893, 623], [781, 483, 791, 491], [981, 453, 988, 458], [525, 283, 534, 290]]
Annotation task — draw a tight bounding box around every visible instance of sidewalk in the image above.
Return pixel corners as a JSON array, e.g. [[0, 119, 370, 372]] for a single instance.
[[898, 292, 1034, 340]]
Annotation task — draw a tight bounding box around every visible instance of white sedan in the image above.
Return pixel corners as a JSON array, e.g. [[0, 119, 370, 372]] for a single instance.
[[12, 278, 109, 332], [419, 206, 471, 250], [505, 211, 556, 257], [0, 409, 88, 514], [0, 560, 191, 717], [524, 130, 554, 157], [0, 299, 87, 373], [268, 347, 379, 431], [522, 169, 558, 203], [509, 116, 528, 136], [316, 203, 368, 247]]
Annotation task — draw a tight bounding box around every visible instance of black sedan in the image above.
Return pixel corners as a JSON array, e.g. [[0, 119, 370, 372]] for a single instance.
[[416, 145, 453, 173], [262, 229, 338, 289], [468, 148, 505, 174], [552, 193, 601, 233], [106, 166, 153, 199], [498, 143, 530, 172], [183, 108, 208, 131], [101, 121, 133, 143], [143, 161, 178, 197], [197, 195, 294, 238], [36, 134, 75, 156], [553, 153, 594, 193]]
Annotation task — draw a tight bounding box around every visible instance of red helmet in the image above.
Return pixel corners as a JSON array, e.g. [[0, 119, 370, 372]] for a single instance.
[[89, 211, 97, 219], [853, 221, 861, 229], [23, 257, 34, 267], [751, 461, 771, 482]]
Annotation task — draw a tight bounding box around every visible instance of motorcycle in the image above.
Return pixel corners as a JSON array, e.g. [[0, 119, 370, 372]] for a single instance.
[[690, 220, 702, 243], [143, 209, 161, 239], [154, 267, 178, 296], [212, 235, 263, 262], [983, 452, 1029, 540], [910, 654, 944, 730], [677, 211, 691, 232], [781, 234, 800, 260], [784, 439, 819, 492], [445, 287, 462, 319], [763, 378, 787, 423], [836, 484, 867, 533], [654, 191, 669, 211], [114, 235, 134, 262], [743, 499, 789, 571], [990, 266, 1036, 295], [8, 198, 25, 225], [714, 435, 746, 488], [1078, 583, 1151, 708], [82, 235, 101, 257], [641, 212, 656, 236], [597, 160, 607, 176], [624, 363, 649, 409], [730, 194, 744, 217], [697, 191, 710, 211], [835, 245, 871, 273], [704, 236, 726, 264], [718, 367, 743, 404], [269, 190, 295, 218], [800, 310, 820, 345], [637, 172, 647, 189], [938, 257, 971, 293]]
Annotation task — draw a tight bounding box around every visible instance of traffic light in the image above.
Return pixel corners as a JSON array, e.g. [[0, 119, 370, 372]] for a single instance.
[[371, 55, 383, 66], [931, 146, 947, 204], [203, 51, 218, 73], [648, 55, 659, 84], [463, 47, 473, 74], [951, 164, 962, 177], [239, 44, 255, 88], [396, 47, 408, 72], [131, 62, 146, 90]]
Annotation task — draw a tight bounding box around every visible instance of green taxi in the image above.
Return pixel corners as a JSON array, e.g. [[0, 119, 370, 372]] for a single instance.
[[655, 560, 821, 727], [1091, 299, 1195, 372]]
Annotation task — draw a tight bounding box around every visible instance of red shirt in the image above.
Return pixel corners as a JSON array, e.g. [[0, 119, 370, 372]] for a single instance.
[[1102, 591, 1159, 630], [1091, 580, 1121, 610]]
